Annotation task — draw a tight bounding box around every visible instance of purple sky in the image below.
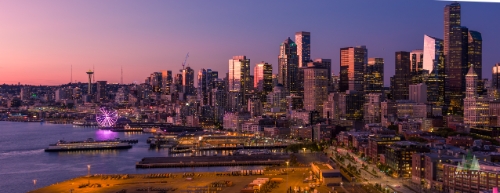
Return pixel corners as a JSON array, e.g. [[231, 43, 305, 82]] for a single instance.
[[0, 0, 498, 86]]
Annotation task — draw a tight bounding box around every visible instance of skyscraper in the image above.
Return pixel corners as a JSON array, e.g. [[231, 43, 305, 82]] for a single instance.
[[493, 64, 500, 90], [182, 66, 195, 96], [444, 2, 461, 56], [303, 61, 329, 115], [446, 26, 469, 114], [198, 69, 209, 105], [229, 55, 251, 110], [150, 72, 163, 93], [340, 46, 367, 92], [295, 31, 311, 68], [423, 35, 445, 106], [254, 62, 273, 94], [96, 81, 107, 102], [410, 50, 424, 84], [278, 37, 299, 94], [314, 59, 332, 89], [464, 65, 489, 127], [468, 30, 483, 93], [161, 70, 173, 95], [364, 58, 384, 93], [392, 51, 411, 100]]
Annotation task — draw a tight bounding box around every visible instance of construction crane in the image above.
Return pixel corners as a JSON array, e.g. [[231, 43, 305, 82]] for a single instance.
[[181, 52, 189, 72]]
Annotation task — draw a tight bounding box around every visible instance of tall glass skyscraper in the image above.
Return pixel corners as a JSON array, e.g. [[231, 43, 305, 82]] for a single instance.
[[228, 55, 251, 110], [340, 46, 367, 92], [278, 37, 299, 94], [364, 58, 384, 93], [423, 34, 445, 106], [295, 31, 311, 68]]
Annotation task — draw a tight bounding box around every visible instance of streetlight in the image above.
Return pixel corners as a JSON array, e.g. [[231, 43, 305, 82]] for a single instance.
[[302, 148, 306, 153], [286, 161, 289, 191], [33, 179, 37, 190]]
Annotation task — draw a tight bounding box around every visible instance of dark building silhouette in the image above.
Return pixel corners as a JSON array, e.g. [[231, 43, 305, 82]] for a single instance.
[[392, 51, 411, 100]]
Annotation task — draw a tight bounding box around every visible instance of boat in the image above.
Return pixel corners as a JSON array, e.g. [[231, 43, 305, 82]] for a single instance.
[[44, 138, 132, 152]]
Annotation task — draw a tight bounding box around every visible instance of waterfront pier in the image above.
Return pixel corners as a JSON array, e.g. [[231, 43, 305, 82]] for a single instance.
[[136, 155, 289, 168]]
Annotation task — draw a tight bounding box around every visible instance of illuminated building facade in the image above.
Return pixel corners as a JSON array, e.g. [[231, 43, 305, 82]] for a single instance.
[[278, 38, 299, 94], [464, 65, 489, 127], [423, 35, 445, 106], [392, 51, 411, 100], [364, 58, 384, 93], [303, 61, 328, 115], [229, 55, 251, 108], [295, 31, 311, 68], [340, 46, 367, 92]]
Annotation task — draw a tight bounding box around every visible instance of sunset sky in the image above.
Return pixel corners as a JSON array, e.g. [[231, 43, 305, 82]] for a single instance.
[[0, 0, 499, 85]]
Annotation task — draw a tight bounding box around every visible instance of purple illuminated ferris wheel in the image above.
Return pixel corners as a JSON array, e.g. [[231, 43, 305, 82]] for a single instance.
[[96, 107, 118, 128]]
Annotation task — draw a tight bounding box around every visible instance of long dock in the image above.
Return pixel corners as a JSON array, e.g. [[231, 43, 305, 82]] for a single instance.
[[136, 155, 289, 168]]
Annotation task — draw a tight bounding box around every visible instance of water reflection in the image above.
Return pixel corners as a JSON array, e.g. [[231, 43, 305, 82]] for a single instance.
[[95, 129, 118, 140]]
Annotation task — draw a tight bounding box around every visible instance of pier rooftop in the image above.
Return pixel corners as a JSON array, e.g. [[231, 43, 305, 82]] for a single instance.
[[137, 154, 289, 168]]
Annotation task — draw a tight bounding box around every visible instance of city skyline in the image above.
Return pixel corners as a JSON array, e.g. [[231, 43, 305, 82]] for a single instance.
[[1, 1, 499, 85]]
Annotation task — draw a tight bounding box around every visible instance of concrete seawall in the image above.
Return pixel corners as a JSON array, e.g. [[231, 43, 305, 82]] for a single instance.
[[136, 155, 289, 168]]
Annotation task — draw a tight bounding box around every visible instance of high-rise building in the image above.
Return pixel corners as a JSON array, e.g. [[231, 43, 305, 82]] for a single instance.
[[254, 62, 273, 102], [364, 58, 384, 93], [444, 2, 461, 56], [445, 26, 469, 115], [295, 31, 311, 68], [161, 70, 173, 95], [340, 46, 367, 92], [303, 61, 329, 115], [392, 51, 411, 100], [410, 50, 424, 84], [267, 84, 287, 113], [409, 83, 427, 104], [198, 69, 215, 105], [464, 65, 489, 127], [468, 30, 483, 93], [96, 81, 107, 102], [314, 59, 332, 90], [150, 72, 163, 93], [182, 67, 195, 96], [278, 37, 299, 94], [229, 55, 251, 109], [423, 35, 445, 106], [492, 64, 500, 90]]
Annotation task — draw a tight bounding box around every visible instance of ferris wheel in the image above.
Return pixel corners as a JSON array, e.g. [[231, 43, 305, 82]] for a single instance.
[[96, 107, 118, 128]]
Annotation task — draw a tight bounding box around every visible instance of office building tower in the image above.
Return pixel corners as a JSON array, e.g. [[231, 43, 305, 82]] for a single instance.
[[364, 58, 384, 93], [161, 70, 173, 95], [409, 84, 427, 103], [254, 62, 273, 100], [493, 64, 500, 90], [198, 69, 214, 105], [423, 35, 445, 106], [468, 30, 482, 93], [278, 37, 299, 94], [364, 93, 383, 124], [392, 51, 411, 100], [267, 84, 288, 113], [314, 59, 332, 90], [229, 55, 251, 109], [96, 81, 107, 102], [410, 50, 424, 84], [150, 72, 163, 93], [295, 31, 311, 68], [445, 26, 469, 115], [444, 2, 461, 56], [303, 61, 329, 115], [340, 46, 367, 92], [174, 74, 183, 93], [182, 67, 195, 96], [464, 65, 489, 127]]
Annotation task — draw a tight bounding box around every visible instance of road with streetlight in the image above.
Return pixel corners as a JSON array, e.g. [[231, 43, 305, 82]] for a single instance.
[[328, 146, 416, 193]]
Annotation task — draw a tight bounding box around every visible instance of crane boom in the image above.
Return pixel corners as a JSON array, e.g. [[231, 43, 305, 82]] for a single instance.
[[182, 52, 189, 70]]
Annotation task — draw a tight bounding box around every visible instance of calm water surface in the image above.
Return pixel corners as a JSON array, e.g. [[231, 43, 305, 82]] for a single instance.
[[0, 122, 264, 193]]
